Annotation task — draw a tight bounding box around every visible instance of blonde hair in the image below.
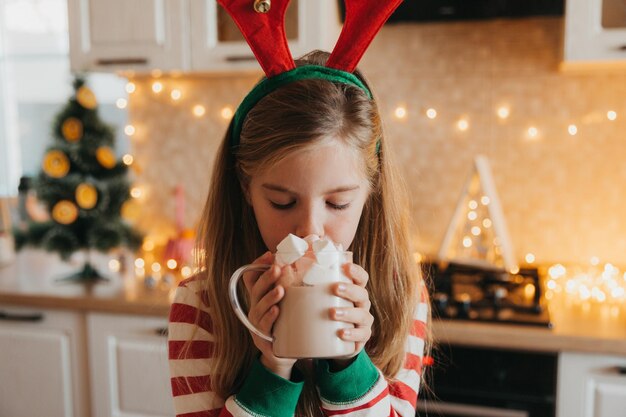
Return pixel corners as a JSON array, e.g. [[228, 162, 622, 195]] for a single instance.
[[189, 50, 429, 416]]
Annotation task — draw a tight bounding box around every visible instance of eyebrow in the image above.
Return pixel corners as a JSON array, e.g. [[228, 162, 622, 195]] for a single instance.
[[262, 183, 360, 195]]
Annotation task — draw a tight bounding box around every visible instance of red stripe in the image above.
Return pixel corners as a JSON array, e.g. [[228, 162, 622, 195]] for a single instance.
[[169, 340, 214, 359], [171, 375, 212, 396], [410, 319, 427, 339], [170, 303, 214, 334], [176, 410, 222, 417], [389, 379, 417, 408], [404, 352, 422, 374], [322, 386, 389, 415]]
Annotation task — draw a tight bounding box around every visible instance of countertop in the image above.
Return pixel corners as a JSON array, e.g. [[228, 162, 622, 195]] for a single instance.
[[1, 251, 625, 356]]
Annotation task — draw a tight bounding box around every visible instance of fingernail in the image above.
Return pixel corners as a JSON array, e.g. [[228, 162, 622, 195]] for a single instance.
[[337, 283, 346, 293], [334, 309, 344, 317], [343, 329, 351, 337]]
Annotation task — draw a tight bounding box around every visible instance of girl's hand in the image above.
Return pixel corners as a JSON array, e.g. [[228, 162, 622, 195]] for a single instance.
[[330, 263, 374, 370], [242, 252, 297, 379]]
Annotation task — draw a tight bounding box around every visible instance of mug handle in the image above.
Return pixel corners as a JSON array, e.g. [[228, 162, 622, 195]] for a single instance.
[[229, 264, 273, 342]]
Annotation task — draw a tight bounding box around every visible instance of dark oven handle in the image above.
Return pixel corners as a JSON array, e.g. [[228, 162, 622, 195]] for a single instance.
[[417, 401, 529, 417]]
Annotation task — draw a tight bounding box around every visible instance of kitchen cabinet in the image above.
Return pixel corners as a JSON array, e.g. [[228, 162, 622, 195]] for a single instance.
[[0, 304, 90, 417], [68, 0, 341, 74], [557, 351, 626, 417], [562, 0, 626, 71], [88, 312, 174, 417]]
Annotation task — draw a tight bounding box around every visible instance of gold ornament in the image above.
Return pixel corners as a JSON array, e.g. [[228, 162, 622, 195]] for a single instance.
[[75, 183, 98, 209], [61, 117, 83, 142], [96, 146, 116, 169], [76, 86, 97, 109], [52, 200, 79, 225], [42, 150, 70, 178], [254, 0, 270, 13], [121, 200, 140, 221]]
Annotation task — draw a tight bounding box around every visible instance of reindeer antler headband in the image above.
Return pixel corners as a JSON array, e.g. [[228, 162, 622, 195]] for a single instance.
[[219, 0, 403, 149]]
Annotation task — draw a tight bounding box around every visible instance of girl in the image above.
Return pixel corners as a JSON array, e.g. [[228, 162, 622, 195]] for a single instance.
[[168, 49, 430, 417]]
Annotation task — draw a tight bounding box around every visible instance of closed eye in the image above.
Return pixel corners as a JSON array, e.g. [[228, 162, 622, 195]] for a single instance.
[[327, 202, 350, 210], [270, 201, 295, 210]]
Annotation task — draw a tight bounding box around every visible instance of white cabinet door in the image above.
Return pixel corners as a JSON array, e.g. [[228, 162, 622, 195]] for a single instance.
[[189, 0, 341, 73], [0, 305, 89, 417], [88, 312, 174, 417], [68, 0, 188, 72], [563, 0, 626, 70], [557, 351, 626, 417]]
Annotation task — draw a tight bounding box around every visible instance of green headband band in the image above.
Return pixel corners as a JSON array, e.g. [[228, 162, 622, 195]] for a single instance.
[[230, 65, 378, 152]]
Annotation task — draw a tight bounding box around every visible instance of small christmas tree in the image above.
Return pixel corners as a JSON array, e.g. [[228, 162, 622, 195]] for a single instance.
[[14, 76, 141, 281]]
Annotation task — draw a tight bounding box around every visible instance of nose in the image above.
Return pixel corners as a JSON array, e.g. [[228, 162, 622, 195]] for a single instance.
[[295, 204, 324, 239]]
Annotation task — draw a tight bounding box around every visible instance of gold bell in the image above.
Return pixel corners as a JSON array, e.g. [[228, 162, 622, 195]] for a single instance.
[[254, 0, 271, 13]]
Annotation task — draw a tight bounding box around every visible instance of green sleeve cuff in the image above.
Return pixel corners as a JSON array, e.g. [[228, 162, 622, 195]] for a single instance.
[[315, 350, 380, 403], [236, 358, 304, 417]]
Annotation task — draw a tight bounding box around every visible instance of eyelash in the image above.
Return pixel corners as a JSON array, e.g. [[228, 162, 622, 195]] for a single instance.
[[270, 202, 350, 211]]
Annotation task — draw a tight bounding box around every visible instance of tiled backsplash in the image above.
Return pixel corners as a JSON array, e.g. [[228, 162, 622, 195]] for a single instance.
[[129, 17, 626, 265]]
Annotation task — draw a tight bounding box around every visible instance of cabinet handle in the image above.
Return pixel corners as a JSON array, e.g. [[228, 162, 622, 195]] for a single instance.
[[95, 58, 149, 66], [225, 55, 257, 62], [0, 310, 44, 322], [155, 327, 168, 336]]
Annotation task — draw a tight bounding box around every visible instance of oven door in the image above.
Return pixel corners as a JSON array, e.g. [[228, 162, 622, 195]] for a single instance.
[[418, 345, 558, 417], [418, 400, 529, 417]]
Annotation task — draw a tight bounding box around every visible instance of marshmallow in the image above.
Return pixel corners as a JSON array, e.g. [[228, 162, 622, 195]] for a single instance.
[[303, 234, 321, 248], [302, 262, 341, 285], [275, 234, 308, 265], [312, 237, 341, 268]]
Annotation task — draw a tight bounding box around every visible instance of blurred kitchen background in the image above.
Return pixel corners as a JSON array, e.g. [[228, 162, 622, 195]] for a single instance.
[[0, 1, 625, 417]]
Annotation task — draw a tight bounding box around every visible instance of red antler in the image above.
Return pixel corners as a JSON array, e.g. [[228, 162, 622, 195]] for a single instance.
[[327, 0, 403, 72], [217, 0, 295, 77]]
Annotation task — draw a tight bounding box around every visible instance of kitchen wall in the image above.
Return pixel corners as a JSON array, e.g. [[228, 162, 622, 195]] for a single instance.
[[129, 17, 626, 266]]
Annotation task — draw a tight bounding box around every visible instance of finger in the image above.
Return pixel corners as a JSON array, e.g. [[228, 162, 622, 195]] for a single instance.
[[342, 263, 369, 287], [335, 282, 371, 309], [257, 304, 280, 334], [242, 251, 273, 292], [339, 326, 372, 343], [250, 264, 281, 305], [332, 307, 374, 327], [251, 285, 284, 325]]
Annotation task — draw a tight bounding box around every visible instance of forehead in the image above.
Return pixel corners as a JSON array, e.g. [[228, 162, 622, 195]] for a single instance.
[[257, 141, 367, 188]]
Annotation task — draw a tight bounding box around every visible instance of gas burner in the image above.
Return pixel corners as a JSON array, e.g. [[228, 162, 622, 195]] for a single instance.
[[424, 261, 552, 328]]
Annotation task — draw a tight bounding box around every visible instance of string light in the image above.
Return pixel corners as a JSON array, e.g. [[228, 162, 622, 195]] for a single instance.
[[170, 89, 182, 101], [193, 105, 206, 117], [122, 154, 134, 165], [167, 259, 178, 269], [142, 239, 155, 251], [134, 258, 145, 268], [468, 200, 478, 209], [527, 126, 539, 139], [525, 253, 535, 263], [124, 124, 135, 136], [151, 262, 161, 273], [125, 82, 136, 94], [221, 106, 234, 119], [108, 259, 121, 272], [181, 266, 192, 278], [497, 106, 510, 119], [130, 186, 143, 199], [471, 226, 481, 236], [426, 108, 437, 119], [481, 196, 490, 205], [457, 118, 469, 131], [116, 98, 128, 109], [394, 106, 407, 119], [482, 218, 492, 228], [151, 81, 163, 94], [568, 124, 578, 135], [462, 236, 472, 247], [607, 110, 617, 121], [467, 210, 477, 221]]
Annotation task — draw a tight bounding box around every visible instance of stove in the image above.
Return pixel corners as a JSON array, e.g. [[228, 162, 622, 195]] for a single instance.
[[423, 261, 552, 328]]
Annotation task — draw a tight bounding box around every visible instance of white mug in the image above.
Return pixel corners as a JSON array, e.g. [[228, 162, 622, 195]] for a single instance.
[[229, 252, 356, 359]]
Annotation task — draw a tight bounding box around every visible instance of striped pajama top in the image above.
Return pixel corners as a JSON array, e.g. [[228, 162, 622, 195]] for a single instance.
[[168, 275, 428, 417]]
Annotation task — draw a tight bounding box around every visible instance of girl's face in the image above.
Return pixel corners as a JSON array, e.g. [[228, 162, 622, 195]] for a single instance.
[[247, 141, 371, 252]]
